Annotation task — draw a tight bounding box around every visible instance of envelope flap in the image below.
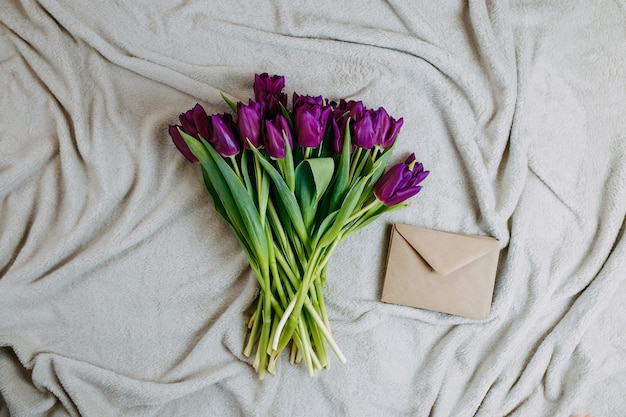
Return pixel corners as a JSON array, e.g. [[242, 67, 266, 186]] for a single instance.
[[394, 224, 499, 275]]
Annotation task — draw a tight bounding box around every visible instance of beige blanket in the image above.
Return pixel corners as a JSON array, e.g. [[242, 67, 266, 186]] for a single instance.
[[1, 1, 625, 416]]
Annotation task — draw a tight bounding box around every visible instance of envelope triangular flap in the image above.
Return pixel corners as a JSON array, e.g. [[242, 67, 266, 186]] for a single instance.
[[394, 224, 499, 275]]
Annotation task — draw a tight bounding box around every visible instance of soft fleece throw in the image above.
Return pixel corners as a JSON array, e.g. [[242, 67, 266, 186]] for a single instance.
[[1, 1, 625, 416]]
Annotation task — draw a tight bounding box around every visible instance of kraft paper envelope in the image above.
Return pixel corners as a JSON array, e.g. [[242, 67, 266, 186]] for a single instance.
[[381, 224, 500, 320]]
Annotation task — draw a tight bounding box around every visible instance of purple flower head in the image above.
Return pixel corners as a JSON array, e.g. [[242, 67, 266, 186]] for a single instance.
[[169, 103, 213, 163], [264, 114, 293, 159], [209, 113, 240, 157], [179, 110, 197, 138], [329, 99, 366, 154], [374, 107, 403, 149], [168, 124, 198, 163], [342, 100, 366, 120], [237, 99, 265, 149], [352, 109, 377, 149], [293, 92, 324, 109], [293, 94, 331, 148], [178, 103, 211, 139], [374, 153, 429, 206], [254, 73, 287, 117], [373, 107, 391, 147], [379, 116, 403, 149]]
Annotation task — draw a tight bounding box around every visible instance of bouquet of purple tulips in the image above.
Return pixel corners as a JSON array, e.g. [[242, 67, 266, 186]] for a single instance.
[[168, 73, 429, 378]]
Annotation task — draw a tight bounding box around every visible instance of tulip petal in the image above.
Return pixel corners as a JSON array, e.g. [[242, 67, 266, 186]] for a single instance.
[[169, 125, 198, 163]]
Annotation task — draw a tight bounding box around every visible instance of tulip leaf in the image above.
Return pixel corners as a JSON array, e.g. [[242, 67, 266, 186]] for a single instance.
[[279, 102, 293, 129], [357, 145, 396, 208], [181, 131, 254, 259], [316, 173, 371, 249], [295, 158, 334, 231], [312, 210, 339, 247], [220, 92, 238, 114], [248, 146, 310, 250], [240, 149, 255, 199], [282, 132, 295, 191], [328, 120, 352, 212], [201, 166, 227, 221], [343, 203, 407, 241], [295, 158, 335, 204], [197, 136, 269, 272]]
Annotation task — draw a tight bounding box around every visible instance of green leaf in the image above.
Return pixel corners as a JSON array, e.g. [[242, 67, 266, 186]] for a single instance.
[[278, 101, 293, 129], [312, 210, 339, 247], [249, 146, 310, 251], [316, 174, 371, 248], [182, 132, 262, 271], [297, 158, 335, 202], [201, 166, 227, 220], [283, 135, 295, 192], [240, 149, 255, 199], [194, 135, 269, 272], [220, 92, 238, 114], [343, 203, 407, 241], [357, 146, 396, 208], [328, 120, 352, 212], [294, 157, 335, 231]]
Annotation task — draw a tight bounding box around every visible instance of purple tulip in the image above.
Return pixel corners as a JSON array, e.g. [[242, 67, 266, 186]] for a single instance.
[[179, 109, 198, 138], [374, 107, 403, 149], [334, 99, 365, 121], [254, 73, 287, 117], [237, 100, 264, 148], [176, 103, 211, 139], [168, 103, 213, 163], [372, 108, 391, 147], [374, 153, 429, 206], [352, 109, 377, 149], [210, 113, 240, 157], [294, 105, 331, 148], [190, 103, 211, 139], [264, 115, 293, 159], [293, 94, 331, 148], [293, 93, 324, 109], [330, 99, 366, 154], [168, 124, 198, 163], [379, 116, 403, 149]]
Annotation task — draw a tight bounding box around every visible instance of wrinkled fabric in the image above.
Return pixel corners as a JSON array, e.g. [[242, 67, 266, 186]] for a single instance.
[[0, 1, 624, 416]]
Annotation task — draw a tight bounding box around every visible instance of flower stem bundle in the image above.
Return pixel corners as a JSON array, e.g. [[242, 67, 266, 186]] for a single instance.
[[168, 73, 429, 378]]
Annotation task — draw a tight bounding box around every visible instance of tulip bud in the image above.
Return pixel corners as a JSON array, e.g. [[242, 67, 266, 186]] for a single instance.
[[179, 109, 198, 138], [264, 115, 293, 159], [190, 103, 211, 139], [168, 124, 199, 163], [237, 100, 264, 149], [210, 113, 241, 157], [373, 107, 391, 147], [374, 153, 429, 206], [352, 109, 377, 149], [294, 103, 331, 148], [254, 73, 287, 117]]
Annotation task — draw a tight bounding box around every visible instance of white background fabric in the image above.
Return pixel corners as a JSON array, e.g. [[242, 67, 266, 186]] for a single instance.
[[1, 1, 625, 416]]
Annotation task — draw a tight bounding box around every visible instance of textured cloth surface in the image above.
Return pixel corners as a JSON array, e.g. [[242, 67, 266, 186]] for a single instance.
[[1, 1, 625, 416]]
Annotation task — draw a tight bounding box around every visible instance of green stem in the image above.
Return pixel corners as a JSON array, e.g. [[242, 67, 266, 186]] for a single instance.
[[314, 276, 331, 335], [254, 153, 268, 226], [349, 147, 363, 183], [243, 294, 263, 357], [346, 199, 382, 224], [272, 247, 323, 353], [256, 298, 271, 379], [229, 155, 242, 179], [303, 299, 346, 363]]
